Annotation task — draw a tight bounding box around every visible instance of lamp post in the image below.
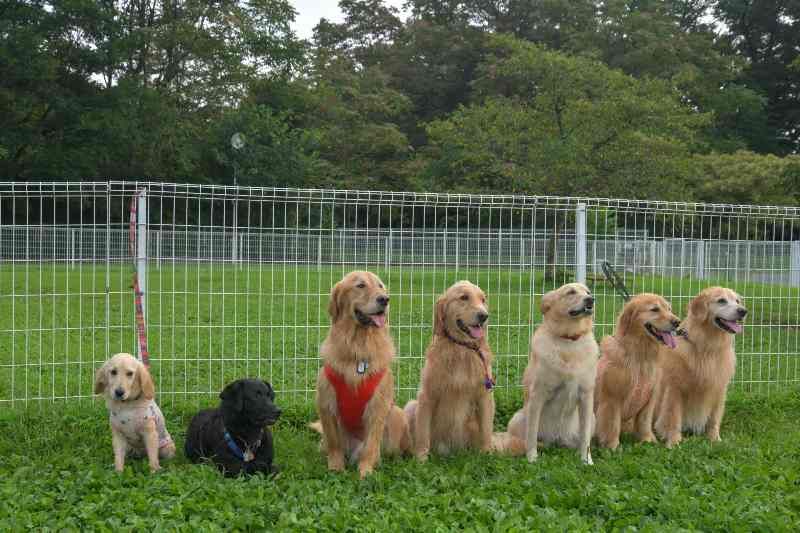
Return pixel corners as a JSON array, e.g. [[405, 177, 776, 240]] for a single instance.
[[230, 132, 245, 266]]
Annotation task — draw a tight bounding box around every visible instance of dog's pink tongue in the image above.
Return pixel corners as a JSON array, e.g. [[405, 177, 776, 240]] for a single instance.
[[371, 314, 386, 328], [661, 331, 677, 349], [469, 325, 484, 339], [722, 319, 743, 334]]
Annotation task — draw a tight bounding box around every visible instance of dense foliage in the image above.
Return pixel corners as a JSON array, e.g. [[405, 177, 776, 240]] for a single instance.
[[1, 0, 799, 206]]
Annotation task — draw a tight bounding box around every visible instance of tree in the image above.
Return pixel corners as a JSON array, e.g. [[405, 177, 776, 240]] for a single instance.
[[420, 34, 709, 279], [573, 0, 769, 154], [422, 34, 706, 198], [715, 0, 800, 154], [408, 0, 597, 50], [0, 0, 306, 180], [693, 151, 800, 207]]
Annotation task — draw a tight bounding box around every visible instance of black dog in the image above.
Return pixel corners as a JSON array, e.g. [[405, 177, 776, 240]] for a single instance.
[[185, 379, 281, 477]]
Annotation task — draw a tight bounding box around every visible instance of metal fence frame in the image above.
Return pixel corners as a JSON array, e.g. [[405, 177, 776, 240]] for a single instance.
[[1, 181, 799, 406]]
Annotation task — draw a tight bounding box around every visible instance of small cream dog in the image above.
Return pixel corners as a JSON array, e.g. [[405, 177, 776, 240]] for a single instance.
[[506, 283, 598, 464], [94, 353, 175, 472]]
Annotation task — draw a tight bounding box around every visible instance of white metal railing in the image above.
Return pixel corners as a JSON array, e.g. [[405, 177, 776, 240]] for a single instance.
[[1, 181, 799, 406]]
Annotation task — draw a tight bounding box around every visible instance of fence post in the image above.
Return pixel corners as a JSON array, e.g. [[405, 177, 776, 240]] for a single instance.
[[575, 203, 587, 284], [136, 189, 148, 338], [649, 240, 657, 275], [384, 231, 391, 270], [695, 240, 705, 280], [791, 241, 800, 288], [455, 234, 460, 271], [70, 228, 76, 270]]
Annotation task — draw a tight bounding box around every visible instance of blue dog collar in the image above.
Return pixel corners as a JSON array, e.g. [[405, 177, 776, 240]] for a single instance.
[[223, 429, 261, 462]]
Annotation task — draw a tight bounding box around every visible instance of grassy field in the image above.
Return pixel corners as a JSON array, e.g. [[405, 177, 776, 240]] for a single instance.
[[2, 264, 799, 529], [1, 264, 799, 405], [0, 391, 798, 530]]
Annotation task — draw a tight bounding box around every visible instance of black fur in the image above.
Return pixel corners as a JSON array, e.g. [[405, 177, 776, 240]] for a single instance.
[[185, 379, 281, 477]]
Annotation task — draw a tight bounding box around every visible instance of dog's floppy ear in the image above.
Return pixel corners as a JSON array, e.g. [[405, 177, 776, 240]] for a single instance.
[[93, 362, 108, 395], [136, 362, 155, 401], [220, 380, 244, 412], [261, 380, 275, 399], [616, 302, 637, 337], [540, 290, 556, 315], [689, 293, 709, 322], [328, 281, 344, 323], [433, 294, 448, 336]]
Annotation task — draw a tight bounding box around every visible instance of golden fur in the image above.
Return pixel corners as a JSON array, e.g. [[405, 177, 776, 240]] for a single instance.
[[94, 353, 175, 472], [311, 271, 410, 478], [654, 287, 747, 447], [404, 281, 495, 460], [594, 294, 681, 449], [505, 283, 599, 464]]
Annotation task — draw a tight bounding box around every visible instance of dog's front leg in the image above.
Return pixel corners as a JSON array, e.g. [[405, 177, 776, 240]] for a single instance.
[[413, 391, 435, 462], [657, 384, 683, 448], [525, 384, 546, 463], [477, 391, 495, 452], [595, 399, 622, 450], [142, 423, 161, 472], [111, 429, 128, 472], [635, 385, 658, 444], [577, 386, 594, 465], [319, 408, 345, 472], [705, 388, 727, 442], [359, 397, 390, 479]]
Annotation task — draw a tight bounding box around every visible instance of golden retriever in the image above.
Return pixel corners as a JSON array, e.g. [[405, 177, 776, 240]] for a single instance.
[[94, 353, 176, 472], [505, 283, 598, 464], [311, 271, 410, 478], [594, 294, 681, 449], [654, 287, 747, 447], [404, 281, 495, 460]]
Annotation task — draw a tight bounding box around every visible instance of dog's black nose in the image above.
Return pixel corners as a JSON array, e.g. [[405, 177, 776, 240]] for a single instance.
[[738, 308, 748, 318], [376, 296, 389, 307], [671, 319, 681, 329], [584, 297, 594, 308], [476, 312, 489, 324], [114, 388, 125, 399]]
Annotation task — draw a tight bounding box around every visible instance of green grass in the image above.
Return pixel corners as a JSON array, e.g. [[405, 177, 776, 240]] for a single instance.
[[1, 264, 799, 406], [2, 264, 799, 529], [1, 392, 799, 530]]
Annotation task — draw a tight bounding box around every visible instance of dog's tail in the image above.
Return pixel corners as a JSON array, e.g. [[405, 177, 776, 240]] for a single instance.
[[491, 431, 526, 456], [308, 420, 324, 434]]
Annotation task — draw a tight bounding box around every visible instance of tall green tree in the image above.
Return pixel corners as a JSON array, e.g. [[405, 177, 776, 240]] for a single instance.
[[421, 34, 707, 198], [715, 0, 800, 154], [0, 0, 305, 180]]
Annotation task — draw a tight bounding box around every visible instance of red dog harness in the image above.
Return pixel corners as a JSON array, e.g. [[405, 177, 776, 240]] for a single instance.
[[324, 365, 386, 439]]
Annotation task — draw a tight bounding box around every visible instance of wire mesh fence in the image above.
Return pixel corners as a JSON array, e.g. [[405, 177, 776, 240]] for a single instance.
[[1, 181, 799, 406]]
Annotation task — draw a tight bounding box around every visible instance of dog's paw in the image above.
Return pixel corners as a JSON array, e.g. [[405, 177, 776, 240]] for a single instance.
[[358, 463, 374, 479], [526, 449, 538, 463], [414, 448, 429, 462], [707, 432, 721, 443], [638, 432, 657, 444], [665, 436, 681, 449], [601, 438, 620, 450], [327, 454, 345, 472], [583, 451, 594, 466]]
